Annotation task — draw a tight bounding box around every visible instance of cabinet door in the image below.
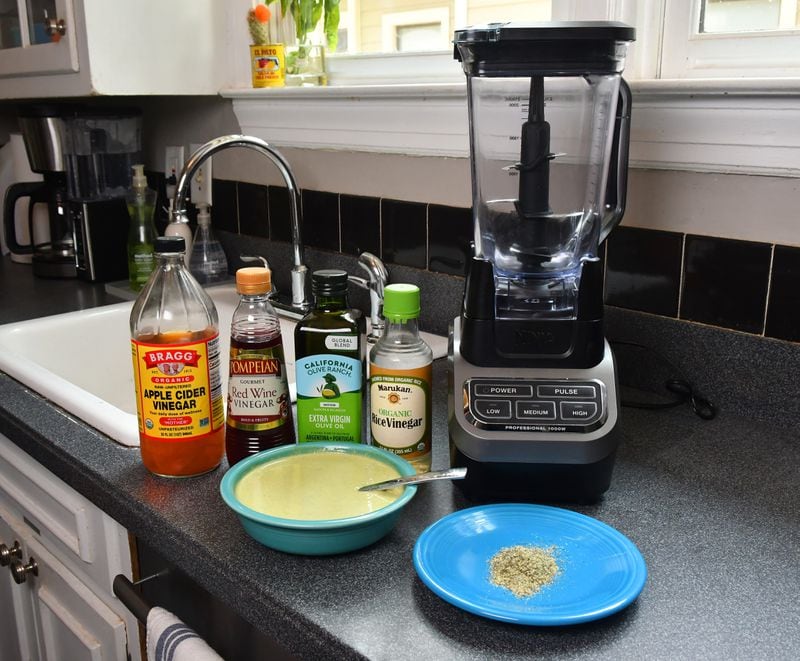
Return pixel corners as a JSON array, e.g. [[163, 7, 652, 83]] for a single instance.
[[0, 0, 78, 77], [25, 532, 130, 661], [0, 511, 40, 661]]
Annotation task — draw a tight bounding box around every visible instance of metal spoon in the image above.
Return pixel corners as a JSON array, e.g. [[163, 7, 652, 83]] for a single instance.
[[358, 467, 467, 492]]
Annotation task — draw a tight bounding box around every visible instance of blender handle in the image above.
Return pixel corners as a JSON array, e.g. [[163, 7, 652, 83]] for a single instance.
[[600, 78, 632, 243], [3, 181, 45, 255]]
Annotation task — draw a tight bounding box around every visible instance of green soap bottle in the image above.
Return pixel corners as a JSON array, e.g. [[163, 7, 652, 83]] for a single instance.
[[294, 269, 365, 442], [126, 164, 158, 292]]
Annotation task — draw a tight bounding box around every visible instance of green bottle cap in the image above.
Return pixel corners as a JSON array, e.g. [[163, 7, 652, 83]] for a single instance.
[[383, 284, 420, 322]]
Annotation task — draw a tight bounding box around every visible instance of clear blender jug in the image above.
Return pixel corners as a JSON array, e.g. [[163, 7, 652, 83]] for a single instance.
[[455, 22, 633, 365]]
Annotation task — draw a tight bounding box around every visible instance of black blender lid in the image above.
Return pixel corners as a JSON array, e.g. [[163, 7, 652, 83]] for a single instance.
[[454, 21, 635, 45], [454, 21, 635, 76]]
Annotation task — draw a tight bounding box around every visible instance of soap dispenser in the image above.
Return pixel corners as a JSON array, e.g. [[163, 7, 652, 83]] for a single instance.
[[126, 164, 158, 292], [189, 203, 229, 284]]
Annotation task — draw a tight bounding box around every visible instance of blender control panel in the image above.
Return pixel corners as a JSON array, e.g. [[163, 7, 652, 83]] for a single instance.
[[464, 379, 607, 434]]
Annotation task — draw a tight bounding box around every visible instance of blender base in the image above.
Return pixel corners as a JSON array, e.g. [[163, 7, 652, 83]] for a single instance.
[[451, 446, 617, 504]]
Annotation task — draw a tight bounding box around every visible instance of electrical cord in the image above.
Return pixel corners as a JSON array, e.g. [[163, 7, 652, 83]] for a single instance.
[[610, 340, 717, 421]]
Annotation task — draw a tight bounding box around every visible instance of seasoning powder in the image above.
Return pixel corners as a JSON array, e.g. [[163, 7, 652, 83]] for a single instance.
[[489, 545, 559, 598]]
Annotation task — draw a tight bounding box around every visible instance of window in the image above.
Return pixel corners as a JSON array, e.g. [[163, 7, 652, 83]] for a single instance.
[[225, 0, 800, 177], [383, 9, 451, 53], [658, 0, 800, 78]]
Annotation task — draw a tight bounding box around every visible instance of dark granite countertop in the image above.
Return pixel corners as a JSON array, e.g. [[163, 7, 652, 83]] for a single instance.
[[0, 257, 798, 660]]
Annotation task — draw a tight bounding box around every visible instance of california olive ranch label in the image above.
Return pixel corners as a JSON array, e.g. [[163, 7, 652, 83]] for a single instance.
[[296, 354, 362, 442]]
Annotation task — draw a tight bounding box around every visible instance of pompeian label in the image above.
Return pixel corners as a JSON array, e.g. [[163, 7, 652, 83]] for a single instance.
[[296, 353, 362, 442], [369, 364, 432, 460], [227, 339, 291, 431], [131, 335, 224, 442]]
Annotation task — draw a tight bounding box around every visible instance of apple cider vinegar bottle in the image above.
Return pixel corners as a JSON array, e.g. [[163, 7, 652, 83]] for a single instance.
[[130, 236, 225, 477]]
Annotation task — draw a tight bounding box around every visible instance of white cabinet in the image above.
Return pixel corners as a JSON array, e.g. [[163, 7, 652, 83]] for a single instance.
[[0, 0, 226, 98], [0, 513, 39, 661], [0, 434, 141, 661]]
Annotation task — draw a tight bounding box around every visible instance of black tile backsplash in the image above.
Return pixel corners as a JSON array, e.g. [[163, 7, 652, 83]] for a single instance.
[[340, 194, 380, 257], [428, 204, 472, 276], [206, 177, 799, 344], [765, 245, 800, 342], [237, 182, 269, 239], [267, 185, 294, 243], [381, 198, 427, 269], [680, 235, 771, 334], [210, 179, 238, 233], [301, 189, 339, 251], [605, 226, 683, 317]]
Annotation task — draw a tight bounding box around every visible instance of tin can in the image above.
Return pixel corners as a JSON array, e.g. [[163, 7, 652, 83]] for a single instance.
[[250, 44, 285, 88]]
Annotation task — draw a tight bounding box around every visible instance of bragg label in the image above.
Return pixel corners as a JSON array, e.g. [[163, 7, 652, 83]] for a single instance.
[[131, 335, 224, 442]]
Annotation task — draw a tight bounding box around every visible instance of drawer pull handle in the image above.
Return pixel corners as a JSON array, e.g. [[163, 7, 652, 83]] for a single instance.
[[11, 557, 38, 585], [0, 541, 22, 567]]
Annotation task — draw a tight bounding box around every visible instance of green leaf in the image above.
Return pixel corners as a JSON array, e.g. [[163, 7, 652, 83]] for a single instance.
[[324, 0, 340, 50]]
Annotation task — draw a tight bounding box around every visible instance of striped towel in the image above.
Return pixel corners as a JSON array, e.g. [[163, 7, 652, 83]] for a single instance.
[[146, 606, 223, 661]]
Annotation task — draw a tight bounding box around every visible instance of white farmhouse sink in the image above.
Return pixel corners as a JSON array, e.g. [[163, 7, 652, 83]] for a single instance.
[[0, 286, 294, 448], [0, 284, 447, 448]]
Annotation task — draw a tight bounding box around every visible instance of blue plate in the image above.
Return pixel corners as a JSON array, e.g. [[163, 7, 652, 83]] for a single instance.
[[413, 504, 646, 625]]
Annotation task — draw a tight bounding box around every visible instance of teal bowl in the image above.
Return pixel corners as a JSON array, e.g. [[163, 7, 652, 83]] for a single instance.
[[220, 442, 417, 555]]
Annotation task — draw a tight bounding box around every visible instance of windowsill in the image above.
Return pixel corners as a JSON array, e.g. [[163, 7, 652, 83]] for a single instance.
[[221, 77, 800, 177]]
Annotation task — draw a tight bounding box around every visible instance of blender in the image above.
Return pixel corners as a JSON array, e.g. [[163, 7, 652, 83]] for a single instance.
[[449, 22, 634, 502]]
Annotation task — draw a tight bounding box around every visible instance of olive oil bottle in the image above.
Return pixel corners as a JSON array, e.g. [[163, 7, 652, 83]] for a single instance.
[[294, 269, 365, 442]]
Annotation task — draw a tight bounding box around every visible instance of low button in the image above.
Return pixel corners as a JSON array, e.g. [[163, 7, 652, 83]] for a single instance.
[[516, 401, 556, 420], [560, 402, 598, 421], [474, 399, 512, 420]]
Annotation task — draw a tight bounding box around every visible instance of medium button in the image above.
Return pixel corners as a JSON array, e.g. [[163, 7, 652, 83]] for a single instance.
[[474, 383, 533, 398], [538, 385, 597, 399], [516, 401, 556, 420], [474, 399, 512, 419], [560, 402, 598, 420]]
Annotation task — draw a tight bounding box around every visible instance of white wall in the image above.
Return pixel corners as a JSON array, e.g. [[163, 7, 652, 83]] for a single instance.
[[126, 96, 800, 250]]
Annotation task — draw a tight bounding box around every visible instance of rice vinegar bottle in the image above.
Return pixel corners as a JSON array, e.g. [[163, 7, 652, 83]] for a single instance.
[[369, 284, 432, 473], [130, 236, 225, 477]]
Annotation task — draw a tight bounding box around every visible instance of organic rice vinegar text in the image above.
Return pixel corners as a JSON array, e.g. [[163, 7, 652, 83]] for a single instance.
[[130, 236, 225, 477]]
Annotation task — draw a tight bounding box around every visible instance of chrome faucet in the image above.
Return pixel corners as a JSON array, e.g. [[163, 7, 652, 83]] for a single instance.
[[172, 135, 310, 314], [348, 252, 389, 344]]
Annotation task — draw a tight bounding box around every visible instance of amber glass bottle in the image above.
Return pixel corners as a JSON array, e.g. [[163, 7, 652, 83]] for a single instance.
[[130, 236, 225, 477], [225, 267, 295, 465]]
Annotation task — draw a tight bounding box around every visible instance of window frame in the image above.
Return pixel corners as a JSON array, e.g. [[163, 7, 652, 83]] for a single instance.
[[222, 0, 800, 178]]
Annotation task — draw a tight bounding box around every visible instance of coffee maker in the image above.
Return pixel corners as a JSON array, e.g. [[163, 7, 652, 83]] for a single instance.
[[64, 110, 142, 283], [3, 106, 76, 277], [449, 22, 634, 503]]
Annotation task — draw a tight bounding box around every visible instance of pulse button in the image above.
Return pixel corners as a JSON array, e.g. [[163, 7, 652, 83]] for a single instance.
[[538, 385, 597, 398], [474, 399, 512, 420]]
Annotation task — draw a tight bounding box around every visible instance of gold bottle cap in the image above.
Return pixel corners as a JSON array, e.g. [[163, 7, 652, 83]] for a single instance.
[[236, 267, 271, 294]]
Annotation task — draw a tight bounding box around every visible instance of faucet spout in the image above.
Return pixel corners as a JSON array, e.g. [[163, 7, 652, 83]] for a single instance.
[[172, 135, 310, 313], [349, 252, 388, 343]]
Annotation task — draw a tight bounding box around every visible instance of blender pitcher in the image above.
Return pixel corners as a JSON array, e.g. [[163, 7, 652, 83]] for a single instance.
[[455, 22, 633, 368]]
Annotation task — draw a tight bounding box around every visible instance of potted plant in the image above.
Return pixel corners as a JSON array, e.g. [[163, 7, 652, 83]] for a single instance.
[[277, 0, 340, 84]]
